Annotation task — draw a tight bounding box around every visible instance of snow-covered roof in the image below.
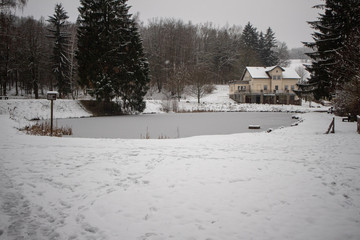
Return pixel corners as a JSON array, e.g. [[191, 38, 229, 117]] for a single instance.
[[245, 66, 300, 79], [246, 67, 270, 79], [281, 68, 301, 79]]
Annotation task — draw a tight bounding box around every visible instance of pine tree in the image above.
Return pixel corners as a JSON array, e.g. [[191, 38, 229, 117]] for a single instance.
[[47, 3, 71, 98], [257, 28, 279, 67], [241, 22, 259, 50], [304, 0, 360, 100], [240, 22, 261, 66], [263, 28, 279, 66], [77, 0, 109, 99], [119, 20, 150, 112], [77, 0, 150, 112]]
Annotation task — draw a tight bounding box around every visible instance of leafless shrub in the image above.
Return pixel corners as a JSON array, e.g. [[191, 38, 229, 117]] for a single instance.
[[22, 122, 72, 137]]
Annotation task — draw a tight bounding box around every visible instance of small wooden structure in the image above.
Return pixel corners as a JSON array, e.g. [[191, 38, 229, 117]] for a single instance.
[[47, 91, 58, 136], [326, 117, 335, 134]]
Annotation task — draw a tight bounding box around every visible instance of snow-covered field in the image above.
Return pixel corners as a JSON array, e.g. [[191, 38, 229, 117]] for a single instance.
[[144, 85, 328, 114], [1, 84, 359, 240]]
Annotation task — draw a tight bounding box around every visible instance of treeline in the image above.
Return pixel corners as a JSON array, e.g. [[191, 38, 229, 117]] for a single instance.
[[140, 19, 291, 94], [1, 1, 295, 99], [0, 3, 79, 98]]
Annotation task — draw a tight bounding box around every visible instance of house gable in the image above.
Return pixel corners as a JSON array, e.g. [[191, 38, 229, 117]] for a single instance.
[[266, 66, 284, 80]]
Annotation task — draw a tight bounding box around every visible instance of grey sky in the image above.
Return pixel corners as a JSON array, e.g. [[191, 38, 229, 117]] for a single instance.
[[18, 0, 322, 48]]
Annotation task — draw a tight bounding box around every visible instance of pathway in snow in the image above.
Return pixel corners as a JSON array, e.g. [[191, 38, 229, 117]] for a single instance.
[[0, 113, 360, 240]]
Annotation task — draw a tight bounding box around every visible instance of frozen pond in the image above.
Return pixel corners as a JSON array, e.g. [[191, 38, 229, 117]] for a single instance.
[[55, 112, 297, 139]]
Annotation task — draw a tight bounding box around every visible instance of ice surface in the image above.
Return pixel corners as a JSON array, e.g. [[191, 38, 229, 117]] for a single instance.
[[55, 112, 296, 139]]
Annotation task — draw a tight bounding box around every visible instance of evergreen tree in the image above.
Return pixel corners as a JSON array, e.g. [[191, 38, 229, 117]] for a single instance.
[[304, 0, 360, 99], [263, 27, 279, 66], [257, 28, 278, 67], [241, 22, 259, 50], [77, 0, 150, 112], [47, 3, 71, 98], [240, 22, 261, 66], [258, 32, 266, 65], [119, 20, 150, 112]]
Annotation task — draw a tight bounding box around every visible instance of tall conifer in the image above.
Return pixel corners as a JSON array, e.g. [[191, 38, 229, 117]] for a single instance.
[[77, 0, 150, 111], [304, 0, 360, 99], [48, 3, 71, 97]]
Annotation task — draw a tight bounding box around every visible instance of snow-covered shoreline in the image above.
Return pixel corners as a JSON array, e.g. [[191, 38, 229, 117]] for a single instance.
[[0, 84, 328, 127]]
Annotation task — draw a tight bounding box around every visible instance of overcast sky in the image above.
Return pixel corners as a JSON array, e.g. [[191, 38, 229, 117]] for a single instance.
[[17, 0, 322, 49]]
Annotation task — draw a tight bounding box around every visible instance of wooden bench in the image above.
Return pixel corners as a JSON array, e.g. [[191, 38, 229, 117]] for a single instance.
[[342, 116, 357, 122]]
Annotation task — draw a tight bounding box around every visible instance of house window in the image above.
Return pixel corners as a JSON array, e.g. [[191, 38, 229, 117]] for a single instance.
[[272, 76, 276, 80], [277, 76, 281, 80], [285, 85, 289, 91], [264, 85, 268, 91], [238, 86, 246, 91], [275, 85, 279, 90], [291, 85, 295, 90]]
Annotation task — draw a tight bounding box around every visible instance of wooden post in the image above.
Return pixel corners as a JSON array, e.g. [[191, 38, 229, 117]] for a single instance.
[[326, 117, 335, 134], [357, 115, 360, 134], [50, 99, 54, 136], [47, 91, 58, 136]]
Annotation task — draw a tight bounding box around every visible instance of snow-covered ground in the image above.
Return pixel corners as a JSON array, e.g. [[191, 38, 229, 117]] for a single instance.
[[0, 79, 358, 240], [1, 109, 360, 239], [0, 99, 92, 127], [145, 84, 328, 114]]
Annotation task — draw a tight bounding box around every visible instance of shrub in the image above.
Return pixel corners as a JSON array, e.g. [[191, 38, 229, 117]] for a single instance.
[[22, 122, 72, 137]]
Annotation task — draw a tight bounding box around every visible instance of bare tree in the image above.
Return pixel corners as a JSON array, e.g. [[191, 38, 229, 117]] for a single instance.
[[0, 0, 27, 10], [274, 41, 290, 67], [68, 22, 79, 99], [165, 63, 188, 101], [187, 64, 214, 104], [21, 17, 46, 98], [295, 66, 308, 83]]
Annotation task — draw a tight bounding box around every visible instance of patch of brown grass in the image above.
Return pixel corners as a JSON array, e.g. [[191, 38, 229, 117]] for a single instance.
[[22, 122, 72, 137]]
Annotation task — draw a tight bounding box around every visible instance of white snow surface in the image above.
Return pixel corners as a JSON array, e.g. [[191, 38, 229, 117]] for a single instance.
[[144, 85, 328, 114], [1, 113, 360, 239], [0, 99, 92, 127], [1, 97, 360, 239]]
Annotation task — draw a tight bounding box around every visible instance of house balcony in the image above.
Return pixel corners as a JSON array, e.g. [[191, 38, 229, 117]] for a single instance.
[[234, 89, 288, 94]]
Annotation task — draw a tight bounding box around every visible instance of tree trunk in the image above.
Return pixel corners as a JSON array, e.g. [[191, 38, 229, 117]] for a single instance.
[[32, 65, 39, 99], [15, 70, 18, 96], [197, 87, 200, 104]]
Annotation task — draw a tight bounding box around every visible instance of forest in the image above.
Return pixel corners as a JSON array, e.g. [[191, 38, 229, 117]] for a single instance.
[[0, 1, 305, 100]]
